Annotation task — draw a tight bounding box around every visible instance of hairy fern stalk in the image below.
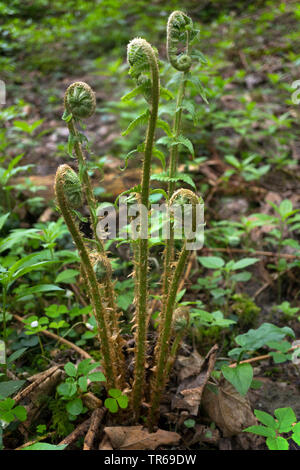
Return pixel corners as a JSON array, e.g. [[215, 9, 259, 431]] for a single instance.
[[54, 11, 204, 427]]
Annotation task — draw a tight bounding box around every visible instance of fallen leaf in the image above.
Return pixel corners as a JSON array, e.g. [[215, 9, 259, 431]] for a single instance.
[[202, 378, 256, 437], [172, 345, 218, 415], [188, 424, 220, 446], [102, 426, 181, 450], [176, 350, 205, 381]]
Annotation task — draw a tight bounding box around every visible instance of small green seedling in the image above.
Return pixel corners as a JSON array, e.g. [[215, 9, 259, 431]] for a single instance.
[[244, 407, 300, 450], [197, 256, 259, 314], [104, 389, 129, 413], [0, 397, 27, 450], [57, 359, 106, 418], [184, 418, 196, 428]]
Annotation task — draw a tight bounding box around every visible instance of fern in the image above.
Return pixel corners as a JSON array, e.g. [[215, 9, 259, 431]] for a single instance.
[[151, 172, 196, 189], [122, 109, 150, 136]]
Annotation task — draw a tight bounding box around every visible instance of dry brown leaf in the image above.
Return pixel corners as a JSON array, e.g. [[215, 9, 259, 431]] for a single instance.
[[202, 379, 256, 437], [188, 424, 220, 446], [172, 345, 218, 415], [176, 350, 205, 381], [103, 426, 180, 450]]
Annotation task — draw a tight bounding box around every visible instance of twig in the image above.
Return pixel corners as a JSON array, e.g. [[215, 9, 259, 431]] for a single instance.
[[14, 365, 61, 403], [178, 251, 196, 293], [204, 246, 300, 260], [58, 417, 91, 447], [83, 407, 106, 450], [13, 313, 92, 359], [229, 344, 300, 368], [70, 282, 88, 307], [15, 432, 56, 450]]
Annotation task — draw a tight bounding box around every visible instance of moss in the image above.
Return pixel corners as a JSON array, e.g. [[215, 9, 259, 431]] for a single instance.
[[49, 398, 74, 438], [231, 293, 260, 329]]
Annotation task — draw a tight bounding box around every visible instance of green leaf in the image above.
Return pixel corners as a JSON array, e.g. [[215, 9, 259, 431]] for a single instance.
[[116, 395, 128, 409], [221, 363, 253, 396], [122, 110, 149, 136], [274, 407, 296, 433], [104, 397, 118, 413], [184, 419, 196, 428], [109, 388, 122, 399], [292, 422, 300, 445], [156, 119, 173, 138], [278, 200, 293, 219], [121, 85, 144, 102], [187, 76, 208, 103], [7, 347, 28, 364], [225, 155, 241, 169], [57, 382, 77, 398], [175, 173, 196, 189], [172, 135, 194, 156], [15, 284, 63, 301], [64, 362, 77, 377], [66, 398, 83, 416], [269, 352, 288, 364], [0, 380, 25, 398], [22, 443, 67, 450], [88, 371, 106, 382], [78, 376, 88, 393], [234, 323, 295, 351], [55, 269, 79, 284], [266, 436, 289, 450], [266, 340, 291, 353], [13, 405, 27, 422], [160, 87, 174, 100], [152, 147, 166, 170], [198, 256, 225, 269], [0, 213, 9, 232], [232, 258, 259, 270], [150, 172, 196, 189], [77, 359, 100, 376], [254, 410, 277, 429], [244, 424, 276, 438]]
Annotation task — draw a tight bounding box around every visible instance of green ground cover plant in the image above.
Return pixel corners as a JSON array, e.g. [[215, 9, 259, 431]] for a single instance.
[[1, 0, 300, 452]]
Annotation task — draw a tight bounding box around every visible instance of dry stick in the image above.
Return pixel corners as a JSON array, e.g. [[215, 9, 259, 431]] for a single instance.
[[13, 313, 92, 360], [229, 343, 300, 368], [15, 432, 56, 450], [70, 282, 88, 307], [83, 407, 106, 450], [58, 417, 91, 447], [203, 246, 300, 260], [13, 365, 62, 403], [177, 251, 196, 293]]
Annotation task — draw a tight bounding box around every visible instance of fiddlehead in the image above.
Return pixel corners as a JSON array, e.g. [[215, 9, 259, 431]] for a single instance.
[[64, 81, 96, 120], [55, 164, 118, 389], [162, 11, 199, 329], [149, 189, 203, 428], [127, 38, 159, 104], [127, 37, 160, 420], [63, 83, 126, 384], [167, 11, 193, 72], [60, 166, 83, 209]]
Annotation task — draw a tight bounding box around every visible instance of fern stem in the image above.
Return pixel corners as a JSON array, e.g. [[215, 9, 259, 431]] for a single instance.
[[67, 118, 125, 382], [55, 166, 117, 389], [149, 242, 189, 428], [129, 39, 160, 420]]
